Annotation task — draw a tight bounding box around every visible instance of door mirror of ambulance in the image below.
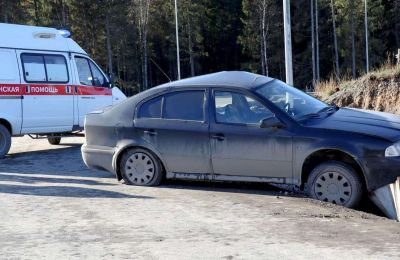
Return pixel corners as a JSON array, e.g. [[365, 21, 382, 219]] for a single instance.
[[105, 82, 112, 88], [260, 116, 284, 129], [93, 77, 102, 87], [107, 72, 115, 84]]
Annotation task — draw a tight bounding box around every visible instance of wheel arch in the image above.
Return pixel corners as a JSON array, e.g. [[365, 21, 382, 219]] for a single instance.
[[300, 149, 367, 190], [0, 118, 12, 134], [113, 143, 167, 181]]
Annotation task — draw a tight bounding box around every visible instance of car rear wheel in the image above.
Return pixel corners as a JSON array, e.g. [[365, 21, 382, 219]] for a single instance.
[[47, 136, 61, 145], [0, 124, 11, 158], [120, 148, 163, 186], [306, 161, 363, 208]]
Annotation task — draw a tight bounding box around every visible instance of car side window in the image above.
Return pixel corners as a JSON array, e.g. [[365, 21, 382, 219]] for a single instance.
[[75, 57, 92, 86], [75, 57, 107, 87], [44, 55, 69, 82], [163, 91, 205, 121], [139, 96, 162, 118], [22, 54, 69, 83], [22, 54, 47, 82], [214, 91, 273, 125], [89, 60, 106, 87]]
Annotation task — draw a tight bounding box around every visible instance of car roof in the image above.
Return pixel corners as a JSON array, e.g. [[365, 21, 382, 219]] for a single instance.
[[155, 71, 274, 90]]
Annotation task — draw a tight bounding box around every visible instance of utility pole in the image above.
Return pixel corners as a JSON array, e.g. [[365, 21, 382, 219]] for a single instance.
[[396, 49, 400, 65], [364, 0, 369, 73], [283, 0, 293, 86], [311, 0, 316, 87], [174, 0, 181, 80], [331, 0, 340, 81], [350, 0, 356, 79], [315, 0, 320, 81]]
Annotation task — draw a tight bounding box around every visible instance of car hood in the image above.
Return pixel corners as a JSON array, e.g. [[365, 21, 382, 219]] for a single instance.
[[304, 108, 400, 142]]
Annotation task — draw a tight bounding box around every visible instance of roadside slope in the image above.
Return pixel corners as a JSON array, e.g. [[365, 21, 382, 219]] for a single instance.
[[321, 66, 400, 114]]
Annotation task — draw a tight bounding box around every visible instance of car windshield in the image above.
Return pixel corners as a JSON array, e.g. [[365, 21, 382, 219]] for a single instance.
[[255, 80, 329, 120]]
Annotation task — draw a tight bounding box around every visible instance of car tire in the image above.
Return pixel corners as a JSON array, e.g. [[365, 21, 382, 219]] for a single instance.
[[120, 148, 163, 186], [0, 124, 11, 159], [47, 136, 61, 145], [305, 161, 364, 208]]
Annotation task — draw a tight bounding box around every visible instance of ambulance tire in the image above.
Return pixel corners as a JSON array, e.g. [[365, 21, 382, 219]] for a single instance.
[[0, 124, 11, 158], [47, 136, 61, 145]]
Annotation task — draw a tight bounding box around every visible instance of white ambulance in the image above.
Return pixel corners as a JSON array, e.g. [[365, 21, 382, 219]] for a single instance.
[[0, 23, 126, 158]]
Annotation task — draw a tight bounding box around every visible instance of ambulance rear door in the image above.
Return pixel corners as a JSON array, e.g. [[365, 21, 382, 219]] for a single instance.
[[17, 51, 74, 134], [0, 49, 22, 135]]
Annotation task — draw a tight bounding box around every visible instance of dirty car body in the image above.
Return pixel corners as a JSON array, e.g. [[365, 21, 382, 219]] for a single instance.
[[82, 71, 400, 219]]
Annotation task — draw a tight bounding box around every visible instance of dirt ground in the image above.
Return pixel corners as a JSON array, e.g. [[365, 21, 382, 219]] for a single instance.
[[1, 137, 400, 259]]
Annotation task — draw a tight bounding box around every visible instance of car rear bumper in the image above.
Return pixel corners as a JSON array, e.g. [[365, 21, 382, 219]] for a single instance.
[[81, 144, 116, 175], [360, 157, 400, 191]]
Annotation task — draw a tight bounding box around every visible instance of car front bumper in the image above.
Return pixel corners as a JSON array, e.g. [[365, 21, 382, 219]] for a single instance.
[[360, 156, 400, 192]]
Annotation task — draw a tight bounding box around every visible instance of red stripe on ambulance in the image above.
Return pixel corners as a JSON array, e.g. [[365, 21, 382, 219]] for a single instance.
[[0, 84, 21, 95], [0, 84, 111, 96], [77, 85, 112, 96]]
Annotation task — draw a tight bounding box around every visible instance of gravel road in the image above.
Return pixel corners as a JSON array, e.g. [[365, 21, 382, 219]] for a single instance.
[[0, 136, 400, 259]]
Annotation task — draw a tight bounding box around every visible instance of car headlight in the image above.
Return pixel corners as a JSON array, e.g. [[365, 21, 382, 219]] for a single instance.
[[385, 142, 400, 157]]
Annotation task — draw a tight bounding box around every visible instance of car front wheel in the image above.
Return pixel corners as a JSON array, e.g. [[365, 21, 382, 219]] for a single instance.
[[120, 148, 163, 186], [306, 161, 364, 208]]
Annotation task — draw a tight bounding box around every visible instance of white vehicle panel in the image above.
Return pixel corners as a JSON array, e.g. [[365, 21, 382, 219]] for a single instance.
[[17, 50, 74, 134], [73, 55, 113, 127], [0, 49, 22, 135]]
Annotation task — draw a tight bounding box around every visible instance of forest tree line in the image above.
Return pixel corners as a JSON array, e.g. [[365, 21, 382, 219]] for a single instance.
[[0, 0, 399, 95]]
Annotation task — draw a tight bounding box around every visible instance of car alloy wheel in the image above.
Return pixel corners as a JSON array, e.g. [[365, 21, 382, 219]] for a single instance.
[[124, 152, 156, 185]]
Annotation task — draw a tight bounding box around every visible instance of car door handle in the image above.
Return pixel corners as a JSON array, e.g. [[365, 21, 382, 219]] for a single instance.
[[144, 129, 157, 136], [212, 133, 225, 141]]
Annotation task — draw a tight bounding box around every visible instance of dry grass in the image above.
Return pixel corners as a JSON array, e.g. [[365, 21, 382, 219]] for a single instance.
[[315, 76, 340, 99], [316, 61, 400, 99], [368, 60, 400, 80]]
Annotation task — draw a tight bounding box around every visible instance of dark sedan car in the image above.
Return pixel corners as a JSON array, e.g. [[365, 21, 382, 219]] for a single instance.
[[82, 71, 400, 211]]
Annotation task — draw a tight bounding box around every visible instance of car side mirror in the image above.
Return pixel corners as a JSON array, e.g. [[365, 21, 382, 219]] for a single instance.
[[93, 77, 102, 87], [260, 116, 284, 129], [108, 73, 115, 84]]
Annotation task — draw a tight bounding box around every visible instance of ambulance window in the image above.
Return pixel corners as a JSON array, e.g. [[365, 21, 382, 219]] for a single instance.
[[89, 61, 106, 87], [22, 54, 47, 82], [75, 57, 93, 86], [0, 50, 19, 83], [44, 55, 68, 83]]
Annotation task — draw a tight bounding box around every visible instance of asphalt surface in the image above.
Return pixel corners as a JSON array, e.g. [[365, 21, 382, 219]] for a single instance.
[[0, 136, 400, 259]]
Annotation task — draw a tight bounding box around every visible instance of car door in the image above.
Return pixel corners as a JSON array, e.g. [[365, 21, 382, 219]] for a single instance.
[[134, 88, 212, 175], [73, 55, 112, 127], [210, 89, 293, 179], [18, 51, 74, 133]]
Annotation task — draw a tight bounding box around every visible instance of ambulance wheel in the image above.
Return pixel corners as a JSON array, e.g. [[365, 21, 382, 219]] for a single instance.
[[0, 124, 11, 158], [47, 136, 61, 145]]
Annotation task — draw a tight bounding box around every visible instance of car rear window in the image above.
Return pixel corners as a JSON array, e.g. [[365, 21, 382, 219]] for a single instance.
[[163, 91, 205, 121], [139, 96, 162, 118]]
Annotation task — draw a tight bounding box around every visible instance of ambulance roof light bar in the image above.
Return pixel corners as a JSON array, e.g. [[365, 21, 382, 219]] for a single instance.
[[58, 29, 71, 38]]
